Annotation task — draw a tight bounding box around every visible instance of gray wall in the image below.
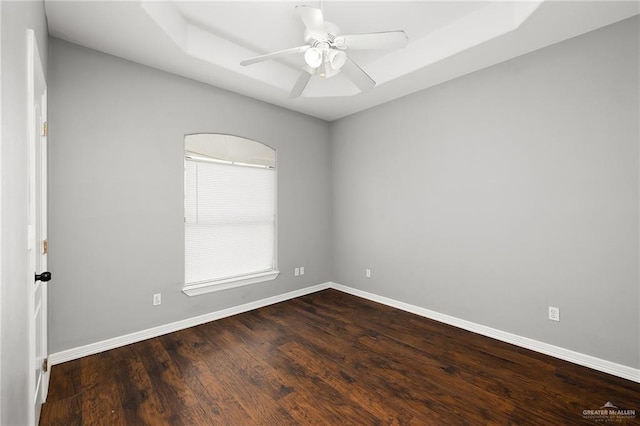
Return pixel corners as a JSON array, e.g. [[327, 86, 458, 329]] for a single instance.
[[0, 1, 48, 424], [331, 17, 639, 368], [49, 15, 639, 371], [48, 39, 331, 353]]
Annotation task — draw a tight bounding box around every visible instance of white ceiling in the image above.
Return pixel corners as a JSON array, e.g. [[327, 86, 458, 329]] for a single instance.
[[45, 0, 639, 121]]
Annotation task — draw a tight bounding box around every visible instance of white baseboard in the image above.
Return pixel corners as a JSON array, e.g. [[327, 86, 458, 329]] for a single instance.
[[49, 282, 330, 365], [50, 281, 639, 384], [329, 282, 640, 384]]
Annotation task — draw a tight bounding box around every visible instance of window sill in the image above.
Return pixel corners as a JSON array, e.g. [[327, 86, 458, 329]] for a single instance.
[[182, 270, 280, 296]]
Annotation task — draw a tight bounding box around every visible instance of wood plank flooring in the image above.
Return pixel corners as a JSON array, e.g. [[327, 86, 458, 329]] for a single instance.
[[40, 289, 639, 425]]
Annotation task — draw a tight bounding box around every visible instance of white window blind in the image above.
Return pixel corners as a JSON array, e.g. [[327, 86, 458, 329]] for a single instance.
[[185, 159, 276, 285]]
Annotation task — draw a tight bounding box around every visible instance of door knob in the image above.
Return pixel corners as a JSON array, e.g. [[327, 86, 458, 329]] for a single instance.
[[35, 272, 51, 282]]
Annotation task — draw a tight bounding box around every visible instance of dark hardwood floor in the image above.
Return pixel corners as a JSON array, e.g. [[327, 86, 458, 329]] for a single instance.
[[40, 289, 639, 425]]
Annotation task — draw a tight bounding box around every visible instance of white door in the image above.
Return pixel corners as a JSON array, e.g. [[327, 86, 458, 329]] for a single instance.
[[27, 29, 49, 425]]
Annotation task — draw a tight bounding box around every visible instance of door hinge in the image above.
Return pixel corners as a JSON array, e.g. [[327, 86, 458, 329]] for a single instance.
[[43, 358, 49, 373], [42, 239, 48, 255], [43, 121, 48, 137]]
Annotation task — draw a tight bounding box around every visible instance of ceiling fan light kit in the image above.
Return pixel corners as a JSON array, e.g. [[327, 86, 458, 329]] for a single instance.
[[328, 50, 347, 71], [304, 47, 323, 68], [240, 5, 408, 98]]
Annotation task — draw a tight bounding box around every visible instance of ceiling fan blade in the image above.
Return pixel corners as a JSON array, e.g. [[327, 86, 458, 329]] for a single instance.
[[289, 70, 312, 98], [339, 31, 408, 50], [240, 45, 309, 66], [296, 5, 327, 37], [341, 57, 376, 92]]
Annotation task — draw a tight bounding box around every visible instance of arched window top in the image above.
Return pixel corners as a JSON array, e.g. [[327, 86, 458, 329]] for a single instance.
[[185, 134, 275, 168]]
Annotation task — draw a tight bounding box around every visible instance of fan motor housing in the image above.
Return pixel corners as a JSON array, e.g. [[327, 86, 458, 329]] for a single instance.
[[304, 21, 340, 45]]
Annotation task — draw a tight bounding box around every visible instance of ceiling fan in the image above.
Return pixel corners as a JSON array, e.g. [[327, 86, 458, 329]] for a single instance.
[[240, 5, 409, 98]]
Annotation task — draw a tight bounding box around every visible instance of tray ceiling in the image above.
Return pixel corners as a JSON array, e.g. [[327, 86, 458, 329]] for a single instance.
[[45, 1, 639, 121]]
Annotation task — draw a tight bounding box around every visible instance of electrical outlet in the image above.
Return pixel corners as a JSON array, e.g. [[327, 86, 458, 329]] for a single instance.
[[548, 306, 560, 321], [300, 266, 305, 275], [365, 268, 371, 278], [294, 267, 300, 277], [153, 293, 161, 306]]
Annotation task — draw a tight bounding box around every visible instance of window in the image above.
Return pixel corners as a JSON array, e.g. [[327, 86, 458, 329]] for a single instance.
[[183, 134, 278, 296]]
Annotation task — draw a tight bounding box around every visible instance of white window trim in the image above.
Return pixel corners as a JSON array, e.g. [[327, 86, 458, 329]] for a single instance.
[[182, 270, 280, 297]]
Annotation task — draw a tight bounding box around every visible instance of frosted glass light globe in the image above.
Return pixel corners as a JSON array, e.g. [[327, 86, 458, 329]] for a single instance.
[[304, 48, 323, 68]]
